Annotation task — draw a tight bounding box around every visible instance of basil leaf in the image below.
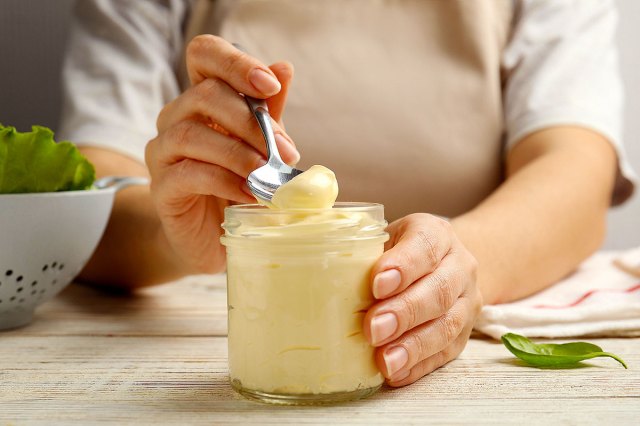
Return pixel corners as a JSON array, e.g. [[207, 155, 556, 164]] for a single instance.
[[501, 333, 628, 369]]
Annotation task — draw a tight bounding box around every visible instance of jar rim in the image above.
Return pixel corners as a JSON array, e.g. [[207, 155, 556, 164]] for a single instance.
[[225, 202, 384, 215], [221, 202, 387, 244]]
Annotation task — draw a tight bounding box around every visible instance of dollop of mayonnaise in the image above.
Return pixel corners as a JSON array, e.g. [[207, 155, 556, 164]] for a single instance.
[[271, 165, 339, 209]]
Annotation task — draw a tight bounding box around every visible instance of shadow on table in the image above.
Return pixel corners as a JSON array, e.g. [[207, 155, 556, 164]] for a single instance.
[[9, 281, 195, 337], [496, 357, 594, 370], [55, 282, 155, 314], [131, 373, 401, 415]]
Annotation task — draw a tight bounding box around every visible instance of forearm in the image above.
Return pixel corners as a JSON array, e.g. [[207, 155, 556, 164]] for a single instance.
[[451, 127, 617, 305], [77, 147, 196, 288]]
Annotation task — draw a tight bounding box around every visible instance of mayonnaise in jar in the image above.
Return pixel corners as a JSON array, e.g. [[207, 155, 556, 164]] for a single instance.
[[221, 165, 388, 404]]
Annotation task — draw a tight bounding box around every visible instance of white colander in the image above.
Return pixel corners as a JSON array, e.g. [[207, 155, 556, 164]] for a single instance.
[[0, 176, 148, 330]]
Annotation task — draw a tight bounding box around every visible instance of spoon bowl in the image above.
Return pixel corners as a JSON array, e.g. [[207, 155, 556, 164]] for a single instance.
[[248, 160, 303, 203]]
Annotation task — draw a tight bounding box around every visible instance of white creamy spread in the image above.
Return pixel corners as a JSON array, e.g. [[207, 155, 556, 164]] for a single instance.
[[224, 165, 385, 396], [271, 165, 339, 210]]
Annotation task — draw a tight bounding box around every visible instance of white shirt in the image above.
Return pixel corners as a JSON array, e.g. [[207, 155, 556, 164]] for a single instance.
[[59, 0, 636, 216]]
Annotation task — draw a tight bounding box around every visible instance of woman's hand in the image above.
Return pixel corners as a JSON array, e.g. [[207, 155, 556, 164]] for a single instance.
[[145, 35, 298, 273], [363, 213, 482, 386]]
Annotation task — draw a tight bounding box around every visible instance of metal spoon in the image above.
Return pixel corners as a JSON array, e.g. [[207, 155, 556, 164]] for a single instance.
[[243, 95, 303, 203], [233, 44, 303, 203]]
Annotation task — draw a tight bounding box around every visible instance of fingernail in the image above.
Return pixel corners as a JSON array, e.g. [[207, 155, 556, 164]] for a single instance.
[[390, 369, 411, 383], [384, 346, 409, 377], [249, 68, 281, 96], [275, 133, 300, 164], [373, 269, 401, 299], [370, 312, 398, 345]]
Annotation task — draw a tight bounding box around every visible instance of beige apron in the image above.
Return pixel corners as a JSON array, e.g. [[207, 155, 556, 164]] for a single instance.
[[179, 0, 513, 221]]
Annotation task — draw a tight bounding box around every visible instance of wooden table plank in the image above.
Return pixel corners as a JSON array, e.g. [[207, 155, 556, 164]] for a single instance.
[[1, 276, 639, 424], [2, 275, 228, 337]]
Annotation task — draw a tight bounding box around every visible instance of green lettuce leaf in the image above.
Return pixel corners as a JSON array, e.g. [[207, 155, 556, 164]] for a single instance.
[[0, 124, 95, 193]]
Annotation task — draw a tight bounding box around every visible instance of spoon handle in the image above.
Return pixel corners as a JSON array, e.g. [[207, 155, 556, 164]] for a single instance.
[[232, 43, 284, 165], [244, 97, 284, 165]]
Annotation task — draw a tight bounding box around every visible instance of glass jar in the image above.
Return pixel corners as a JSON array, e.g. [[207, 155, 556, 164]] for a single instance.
[[220, 202, 389, 405]]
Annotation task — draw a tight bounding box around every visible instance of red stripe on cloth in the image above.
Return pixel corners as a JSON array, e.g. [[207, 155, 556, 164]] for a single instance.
[[533, 283, 640, 309]]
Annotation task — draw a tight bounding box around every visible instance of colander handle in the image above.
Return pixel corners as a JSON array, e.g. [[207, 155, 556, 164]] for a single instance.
[[94, 176, 150, 192]]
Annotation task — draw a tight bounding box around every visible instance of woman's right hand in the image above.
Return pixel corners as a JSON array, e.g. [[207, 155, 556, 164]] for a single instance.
[[145, 35, 299, 273]]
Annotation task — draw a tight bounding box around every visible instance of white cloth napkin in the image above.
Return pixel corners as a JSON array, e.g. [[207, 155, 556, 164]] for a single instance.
[[475, 246, 640, 340]]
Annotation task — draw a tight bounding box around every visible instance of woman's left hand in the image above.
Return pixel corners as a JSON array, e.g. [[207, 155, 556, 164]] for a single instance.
[[363, 213, 482, 386]]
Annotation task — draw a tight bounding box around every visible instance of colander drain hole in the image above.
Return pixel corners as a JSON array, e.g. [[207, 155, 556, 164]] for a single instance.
[[0, 261, 70, 310], [41, 262, 65, 273]]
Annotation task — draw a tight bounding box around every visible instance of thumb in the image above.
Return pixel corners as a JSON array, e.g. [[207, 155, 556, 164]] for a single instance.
[[267, 61, 294, 125]]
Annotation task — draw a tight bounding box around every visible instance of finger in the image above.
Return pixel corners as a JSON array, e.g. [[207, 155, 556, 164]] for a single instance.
[[364, 253, 470, 347], [371, 214, 452, 299], [152, 158, 255, 204], [148, 120, 265, 179], [386, 327, 472, 387], [186, 35, 281, 97], [156, 79, 300, 165], [266, 61, 294, 125], [373, 295, 473, 380]]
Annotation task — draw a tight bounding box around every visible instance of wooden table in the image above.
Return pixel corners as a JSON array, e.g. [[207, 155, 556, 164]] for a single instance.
[[2, 275, 639, 425]]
